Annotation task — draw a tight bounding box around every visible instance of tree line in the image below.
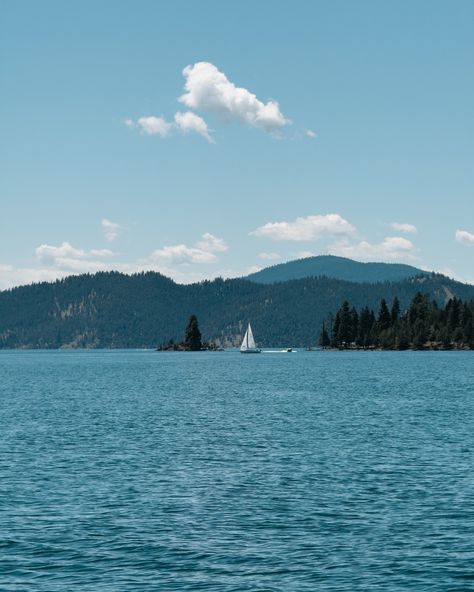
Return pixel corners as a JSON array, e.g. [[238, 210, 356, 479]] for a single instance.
[[320, 293, 474, 350], [1, 270, 474, 349]]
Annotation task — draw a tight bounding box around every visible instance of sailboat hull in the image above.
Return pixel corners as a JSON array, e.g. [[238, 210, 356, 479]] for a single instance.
[[240, 349, 261, 354]]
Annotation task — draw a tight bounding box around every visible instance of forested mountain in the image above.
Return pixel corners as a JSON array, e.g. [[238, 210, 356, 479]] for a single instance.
[[1, 270, 473, 349], [246, 255, 427, 284]]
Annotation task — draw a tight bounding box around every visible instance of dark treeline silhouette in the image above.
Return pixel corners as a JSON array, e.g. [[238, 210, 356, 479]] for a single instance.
[[1, 271, 474, 348], [325, 293, 474, 350]]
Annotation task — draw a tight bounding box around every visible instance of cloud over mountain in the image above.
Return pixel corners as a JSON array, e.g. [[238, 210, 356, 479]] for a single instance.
[[250, 214, 355, 241], [329, 236, 416, 261], [149, 233, 228, 265]]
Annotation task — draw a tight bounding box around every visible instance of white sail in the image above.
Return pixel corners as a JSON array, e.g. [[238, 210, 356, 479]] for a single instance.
[[241, 323, 259, 352]]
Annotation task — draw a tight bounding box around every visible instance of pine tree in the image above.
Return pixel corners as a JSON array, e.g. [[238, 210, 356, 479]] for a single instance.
[[318, 323, 330, 349], [336, 301, 352, 347], [446, 298, 461, 332], [358, 306, 373, 347], [331, 311, 341, 347], [350, 307, 359, 343], [378, 298, 391, 331], [391, 296, 400, 324], [184, 315, 202, 351]]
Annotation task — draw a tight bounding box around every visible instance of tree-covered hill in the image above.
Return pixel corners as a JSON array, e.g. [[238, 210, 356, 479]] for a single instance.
[[246, 255, 427, 284], [1, 270, 473, 349]]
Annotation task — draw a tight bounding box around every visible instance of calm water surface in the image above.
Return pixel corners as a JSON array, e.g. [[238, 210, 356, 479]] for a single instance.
[[1, 350, 473, 591]]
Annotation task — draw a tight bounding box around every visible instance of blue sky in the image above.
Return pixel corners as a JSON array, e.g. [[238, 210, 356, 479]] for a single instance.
[[1, 0, 473, 288]]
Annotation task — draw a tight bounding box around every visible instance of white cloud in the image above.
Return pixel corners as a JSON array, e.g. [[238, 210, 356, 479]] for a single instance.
[[305, 129, 317, 138], [390, 222, 417, 234], [174, 111, 214, 143], [35, 241, 114, 272], [124, 118, 135, 128], [196, 232, 227, 253], [137, 116, 172, 137], [179, 62, 289, 132], [294, 251, 315, 259], [329, 236, 417, 262], [0, 264, 70, 291], [150, 245, 215, 264], [455, 229, 474, 246], [36, 242, 86, 261], [1, 233, 232, 290], [36, 242, 113, 262], [246, 265, 262, 274], [149, 233, 228, 265], [258, 252, 281, 261], [102, 218, 121, 242], [250, 214, 355, 241]]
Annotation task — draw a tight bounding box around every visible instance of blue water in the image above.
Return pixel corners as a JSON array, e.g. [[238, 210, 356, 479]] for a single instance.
[[1, 350, 473, 591]]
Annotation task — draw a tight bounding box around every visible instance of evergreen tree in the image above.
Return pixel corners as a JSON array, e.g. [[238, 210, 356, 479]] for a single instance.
[[331, 311, 341, 347], [350, 307, 359, 343], [391, 296, 400, 324], [318, 323, 330, 349], [358, 306, 373, 347], [413, 319, 427, 350], [336, 301, 352, 347], [378, 298, 391, 331], [184, 315, 202, 351], [446, 298, 461, 332]]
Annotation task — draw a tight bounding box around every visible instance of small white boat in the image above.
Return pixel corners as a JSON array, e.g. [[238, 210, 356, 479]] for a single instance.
[[240, 323, 261, 354]]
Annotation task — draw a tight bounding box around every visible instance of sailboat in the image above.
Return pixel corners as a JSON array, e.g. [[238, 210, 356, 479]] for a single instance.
[[240, 323, 261, 354]]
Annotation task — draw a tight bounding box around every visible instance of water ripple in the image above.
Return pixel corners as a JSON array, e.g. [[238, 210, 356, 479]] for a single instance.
[[0, 350, 473, 590]]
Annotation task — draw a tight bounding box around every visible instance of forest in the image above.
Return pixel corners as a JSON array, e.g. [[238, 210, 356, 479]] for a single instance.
[[1, 270, 474, 348], [324, 293, 474, 350]]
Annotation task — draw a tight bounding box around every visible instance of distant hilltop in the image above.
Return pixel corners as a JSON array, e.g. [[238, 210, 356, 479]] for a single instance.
[[246, 255, 428, 285]]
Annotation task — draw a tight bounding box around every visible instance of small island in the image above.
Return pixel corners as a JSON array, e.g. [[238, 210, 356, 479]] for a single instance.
[[158, 315, 222, 351]]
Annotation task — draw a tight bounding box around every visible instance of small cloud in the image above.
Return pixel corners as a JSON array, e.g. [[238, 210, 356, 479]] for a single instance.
[[101, 218, 121, 242], [390, 222, 417, 234], [124, 118, 135, 128], [294, 251, 315, 259], [136, 116, 172, 137], [179, 62, 289, 133], [149, 233, 228, 265], [250, 214, 356, 241], [329, 236, 417, 262], [174, 111, 214, 143], [305, 129, 317, 138], [455, 229, 474, 246], [0, 264, 70, 290], [258, 252, 281, 261], [196, 232, 227, 253], [36, 241, 86, 261], [35, 241, 115, 273], [247, 265, 262, 274]]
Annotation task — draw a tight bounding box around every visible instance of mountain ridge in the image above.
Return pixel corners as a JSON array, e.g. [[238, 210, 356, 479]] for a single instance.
[[246, 255, 427, 284], [1, 266, 473, 349]]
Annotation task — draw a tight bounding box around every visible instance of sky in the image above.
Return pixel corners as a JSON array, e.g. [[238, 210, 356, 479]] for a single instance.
[[1, 0, 473, 289]]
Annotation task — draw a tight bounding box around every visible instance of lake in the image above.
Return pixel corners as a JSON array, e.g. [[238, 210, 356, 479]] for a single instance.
[[1, 350, 473, 590]]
